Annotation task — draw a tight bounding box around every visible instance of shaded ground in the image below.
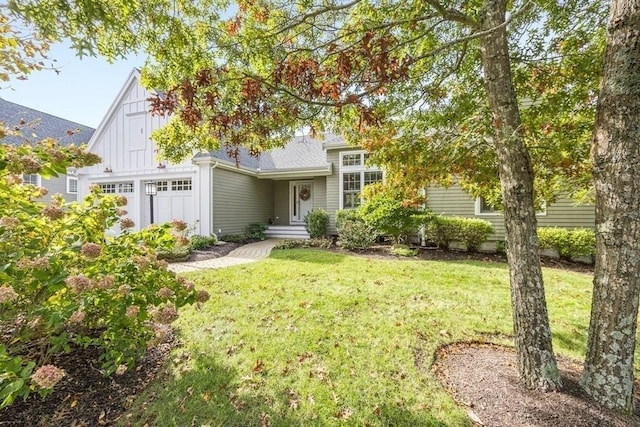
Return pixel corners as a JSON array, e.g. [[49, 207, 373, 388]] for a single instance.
[[434, 343, 640, 427], [186, 241, 242, 261], [0, 326, 175, 427], [2, 243, 625, 427]]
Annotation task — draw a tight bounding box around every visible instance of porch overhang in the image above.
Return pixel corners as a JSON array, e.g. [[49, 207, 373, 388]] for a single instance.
[[256, 164, 332, 180]]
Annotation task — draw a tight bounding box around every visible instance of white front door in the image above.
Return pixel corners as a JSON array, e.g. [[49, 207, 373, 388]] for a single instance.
[[290, 181, 313, 223]]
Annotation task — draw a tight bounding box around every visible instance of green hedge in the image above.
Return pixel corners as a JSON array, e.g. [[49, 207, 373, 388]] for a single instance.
[[424, 215, 494, 252], [537, 227, 595, 260], [304, 208, 330, 238]]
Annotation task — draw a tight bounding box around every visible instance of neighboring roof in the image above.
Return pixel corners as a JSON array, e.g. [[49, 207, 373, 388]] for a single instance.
[[0, 97, 95, 146]]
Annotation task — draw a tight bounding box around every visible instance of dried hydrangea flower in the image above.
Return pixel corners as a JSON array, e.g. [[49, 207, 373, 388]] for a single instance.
[[0, 285, 18, 303], [81, 242, 102, 258], [31, 365, 65, 389]]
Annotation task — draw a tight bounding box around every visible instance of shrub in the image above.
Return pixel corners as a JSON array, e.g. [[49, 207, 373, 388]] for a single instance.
[[458, 218, 494, 252], [188, 234, 218, 250], [424, 215, 493, 252], [390, 244, 418, 257], [274, 238, 333, 250], [246, 222, 268, 240], [359, 191, 426, 244], [221, 234, 246, 243], [424, 216, 460, 250], [538, 227, 595, 260], [0, 141, 208, 408], [304, 208, 329, 238], [335, 209, 362, 231], [338, 220, 377, 251]]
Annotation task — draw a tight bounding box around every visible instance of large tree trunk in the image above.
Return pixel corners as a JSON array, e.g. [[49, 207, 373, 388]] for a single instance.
[[479, 0, 561, 391], [582, 0, 640, 412]]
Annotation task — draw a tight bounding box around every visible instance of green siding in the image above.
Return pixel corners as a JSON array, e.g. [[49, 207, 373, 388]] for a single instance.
[[426, 185, 595, 240], [273, 181, 289, 225], [212, 168, 274, 235], [312, 176, 327, 212], [272, 177, 328, 226], [42, 175, 76, 202]]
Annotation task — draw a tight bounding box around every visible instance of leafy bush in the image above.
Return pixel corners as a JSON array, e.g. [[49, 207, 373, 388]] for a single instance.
[[424, 216, 460, 250], [424, 215, 493, 252], [188, 234, 218, 250], [335, 209, 362, 231], [274, 238, 333, 250], [538, 227, 595, 260], [156, 246, 191, 262], [359, 191, 426, 244], [304, 208, 329, 238], [246, 222, 268, 240], [0, 141, 208, 408], [458, 218, 494, 252], [220, 234, 246, 243], [390, 244, 418, 257], [338, 220, 377, 251]]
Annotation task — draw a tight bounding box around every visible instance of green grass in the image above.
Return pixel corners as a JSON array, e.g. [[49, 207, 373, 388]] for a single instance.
[[123, 249, 602, 426]]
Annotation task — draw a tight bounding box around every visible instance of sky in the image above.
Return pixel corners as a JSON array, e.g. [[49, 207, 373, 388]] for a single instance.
[[1, 42, 144, 129]]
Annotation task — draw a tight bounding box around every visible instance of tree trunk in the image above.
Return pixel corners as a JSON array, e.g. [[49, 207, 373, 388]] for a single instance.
[[582, 0, 640, 412], [479, 0, 561, 391]]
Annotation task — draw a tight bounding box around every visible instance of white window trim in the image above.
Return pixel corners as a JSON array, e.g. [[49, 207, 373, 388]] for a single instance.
[[23, 174, 41, 187], [338, 150, 383, 209], [474, 197, 547, 216], [66, 176, 78, 194]]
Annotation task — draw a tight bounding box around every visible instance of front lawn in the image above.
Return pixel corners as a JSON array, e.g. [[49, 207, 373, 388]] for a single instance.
[[124, 249, 596, 426]]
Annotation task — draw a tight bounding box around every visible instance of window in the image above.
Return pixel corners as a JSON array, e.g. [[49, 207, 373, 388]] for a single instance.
[[339, 151, 383, 209], [22, 174, 40, 186], [476, 197, 498, 215], [156, 181, 168, 192], [118, 182, 134, 193], [67, 177, 78, 194], [171, 179, 192, 191], [99, 183, 116, 194]]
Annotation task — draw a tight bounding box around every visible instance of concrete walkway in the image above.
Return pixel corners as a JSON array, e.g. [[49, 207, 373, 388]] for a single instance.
[[168, 239, 279, 273]]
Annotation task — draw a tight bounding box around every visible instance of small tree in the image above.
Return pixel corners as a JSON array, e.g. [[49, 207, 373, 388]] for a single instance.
[[359, 185, 426, 244]]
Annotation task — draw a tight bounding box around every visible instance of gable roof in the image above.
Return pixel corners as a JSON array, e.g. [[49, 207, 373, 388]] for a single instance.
[[86, 68, 143, 151], [0, 97, 95, 146]]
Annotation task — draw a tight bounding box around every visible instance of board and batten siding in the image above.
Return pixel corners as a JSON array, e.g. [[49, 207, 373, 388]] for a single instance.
[[426, 185, 595, 240], [84, 77, 191, 176], [211, 168, 274, 235]]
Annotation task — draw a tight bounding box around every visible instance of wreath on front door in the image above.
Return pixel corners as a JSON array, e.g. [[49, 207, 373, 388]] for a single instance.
[[299, 187, 311, 201]]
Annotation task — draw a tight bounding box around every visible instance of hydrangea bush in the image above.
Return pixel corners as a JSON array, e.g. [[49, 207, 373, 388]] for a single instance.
[[0, 139, 209, 408]]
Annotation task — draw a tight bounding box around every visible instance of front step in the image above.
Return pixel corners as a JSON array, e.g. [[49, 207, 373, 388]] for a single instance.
[[265, 225, 310, 239]]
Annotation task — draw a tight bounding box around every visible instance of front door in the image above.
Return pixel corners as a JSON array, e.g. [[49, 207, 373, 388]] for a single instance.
[[290, 181, 313, 223]]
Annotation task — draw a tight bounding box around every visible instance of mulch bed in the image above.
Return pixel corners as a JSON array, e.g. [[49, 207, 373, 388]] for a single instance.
[[433, 342, 640, 427], [2, 242, 628, 427], [0, 326, 175, 427]]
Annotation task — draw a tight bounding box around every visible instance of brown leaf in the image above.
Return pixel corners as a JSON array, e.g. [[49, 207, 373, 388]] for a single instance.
[[253, 359, 265, 373]]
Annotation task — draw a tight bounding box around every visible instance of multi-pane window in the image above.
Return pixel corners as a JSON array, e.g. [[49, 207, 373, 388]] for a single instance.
[[118, 182, 134, 193], [342, 172, 362, 209], [339, 151, 383, 209], [67, 177, 78, 194], [22, 174, 40, 186], [99, 183, 116, 194], [156, 181, 168, 192], [342, 153, 362, 167], [171, 179, 192, 191]]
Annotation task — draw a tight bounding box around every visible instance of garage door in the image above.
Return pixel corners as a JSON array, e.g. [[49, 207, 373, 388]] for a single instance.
[[152, 178, 195, 226], [99, 182, 137, 234]]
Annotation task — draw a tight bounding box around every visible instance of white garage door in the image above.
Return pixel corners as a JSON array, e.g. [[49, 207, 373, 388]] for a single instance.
[[99, 182, 137, 234], [151, 179, 195, 226]]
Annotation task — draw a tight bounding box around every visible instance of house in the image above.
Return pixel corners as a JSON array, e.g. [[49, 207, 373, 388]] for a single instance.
[[78, 69, 595, 240], [0, 97, 95, 202]]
